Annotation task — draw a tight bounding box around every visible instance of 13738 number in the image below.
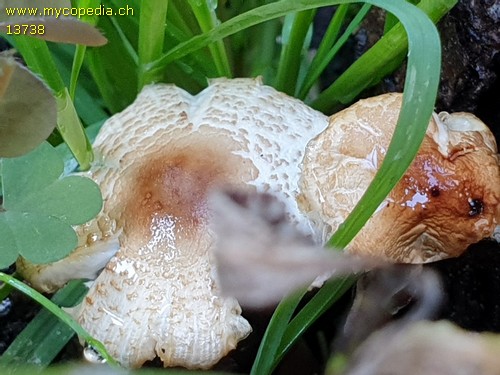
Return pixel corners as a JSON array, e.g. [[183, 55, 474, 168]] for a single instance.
[[5, 24, 45, 35]]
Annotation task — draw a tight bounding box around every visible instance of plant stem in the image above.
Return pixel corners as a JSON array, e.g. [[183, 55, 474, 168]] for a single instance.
[[69, 0, 102, 100], [10, 36, 93, 170], [69, 45, 86, 100]]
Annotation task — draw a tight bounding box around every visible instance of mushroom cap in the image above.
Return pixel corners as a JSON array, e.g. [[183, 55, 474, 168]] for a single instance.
[[299, 93, 500, 263], [55, 77, 328, 368], [16, 213, 119, 293]]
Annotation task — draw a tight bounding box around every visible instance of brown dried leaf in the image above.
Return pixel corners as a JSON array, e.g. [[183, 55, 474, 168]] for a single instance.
[[0, 55, 57, 157], [335, 321, 500, 375], [209, 189, 379, 307], [338, 265, 443, 354], [0, 51, 14, 98]]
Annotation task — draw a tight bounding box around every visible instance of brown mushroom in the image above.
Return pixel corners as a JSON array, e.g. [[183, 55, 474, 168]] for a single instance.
[[299, 93, 500, 263]]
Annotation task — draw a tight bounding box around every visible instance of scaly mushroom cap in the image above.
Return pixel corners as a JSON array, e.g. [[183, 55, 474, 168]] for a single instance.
[[56, 78, 328, 368], [299, 93, 500, 263]]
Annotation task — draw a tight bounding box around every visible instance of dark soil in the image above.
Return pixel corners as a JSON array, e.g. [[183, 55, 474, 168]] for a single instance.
[[314, 1, 500, 132], [0, 277, 40, 355], [430, 240, 500, 332]]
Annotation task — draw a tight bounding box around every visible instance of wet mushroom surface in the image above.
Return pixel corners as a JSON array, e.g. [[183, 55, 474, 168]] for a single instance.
[[299, 93, 500, 263], [17, 77, 330, 369], [11, 80, 500, 371]]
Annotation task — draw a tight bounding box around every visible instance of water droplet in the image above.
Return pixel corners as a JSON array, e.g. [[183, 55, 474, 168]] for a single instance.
[[0, 298, 12, 317], [84, 344, 107, 364]]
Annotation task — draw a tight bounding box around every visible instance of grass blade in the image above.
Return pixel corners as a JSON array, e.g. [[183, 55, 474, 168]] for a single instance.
[[138, 0, 169, 89], [0, 273, 117, 367], [250, 288, 307, 375], [85, 14, 139, 113], [163, 10, 219, 79], [48, 44, 109, 127], [0, 271, 16, 302], [241, 19, 281, 80], [69, 45, 87, 100], [274, 9, 316, 95], [187, 0, 232, 77], [148, 0, 318, 75], [169, 0, 202, 36], [166, 0, 220, 79], [274, 277, 355, 370], [326, 0, 455, 249], [311, 0, 456, 112], [0, 280, 88, 368], [307, 4, 349, 75], [297, 4, 372, 99], [250, 278, 355, 375]]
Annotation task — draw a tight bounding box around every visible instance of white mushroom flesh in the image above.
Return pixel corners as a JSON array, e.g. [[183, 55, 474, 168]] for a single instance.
[[33, 78, 329, 368], [299, 93, 500, 263]]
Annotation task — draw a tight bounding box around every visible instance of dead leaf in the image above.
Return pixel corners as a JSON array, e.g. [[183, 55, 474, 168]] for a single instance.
[[0, 54, 57, 157], [338, 265, 443, 354], [334, 321, 500, 375], [209, 189, 380, 307]]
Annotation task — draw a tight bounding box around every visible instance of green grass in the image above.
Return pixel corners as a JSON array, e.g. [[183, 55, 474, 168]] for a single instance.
[[0, 0, 457, 372], [0, 273, 117, 366]]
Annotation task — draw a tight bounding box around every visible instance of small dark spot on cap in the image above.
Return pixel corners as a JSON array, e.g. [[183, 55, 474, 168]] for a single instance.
[[468, 198, 484, 217], [430, 186, 440, 197]]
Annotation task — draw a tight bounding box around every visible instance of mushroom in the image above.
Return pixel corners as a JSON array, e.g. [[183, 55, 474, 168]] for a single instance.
[[18, 77, 329, 368], [299, 93, 500, 263], [18, 84, 499, 367]]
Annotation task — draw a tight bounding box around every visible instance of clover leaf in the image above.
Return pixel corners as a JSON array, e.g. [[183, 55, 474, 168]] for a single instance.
[[0, 142, 102, 267]]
